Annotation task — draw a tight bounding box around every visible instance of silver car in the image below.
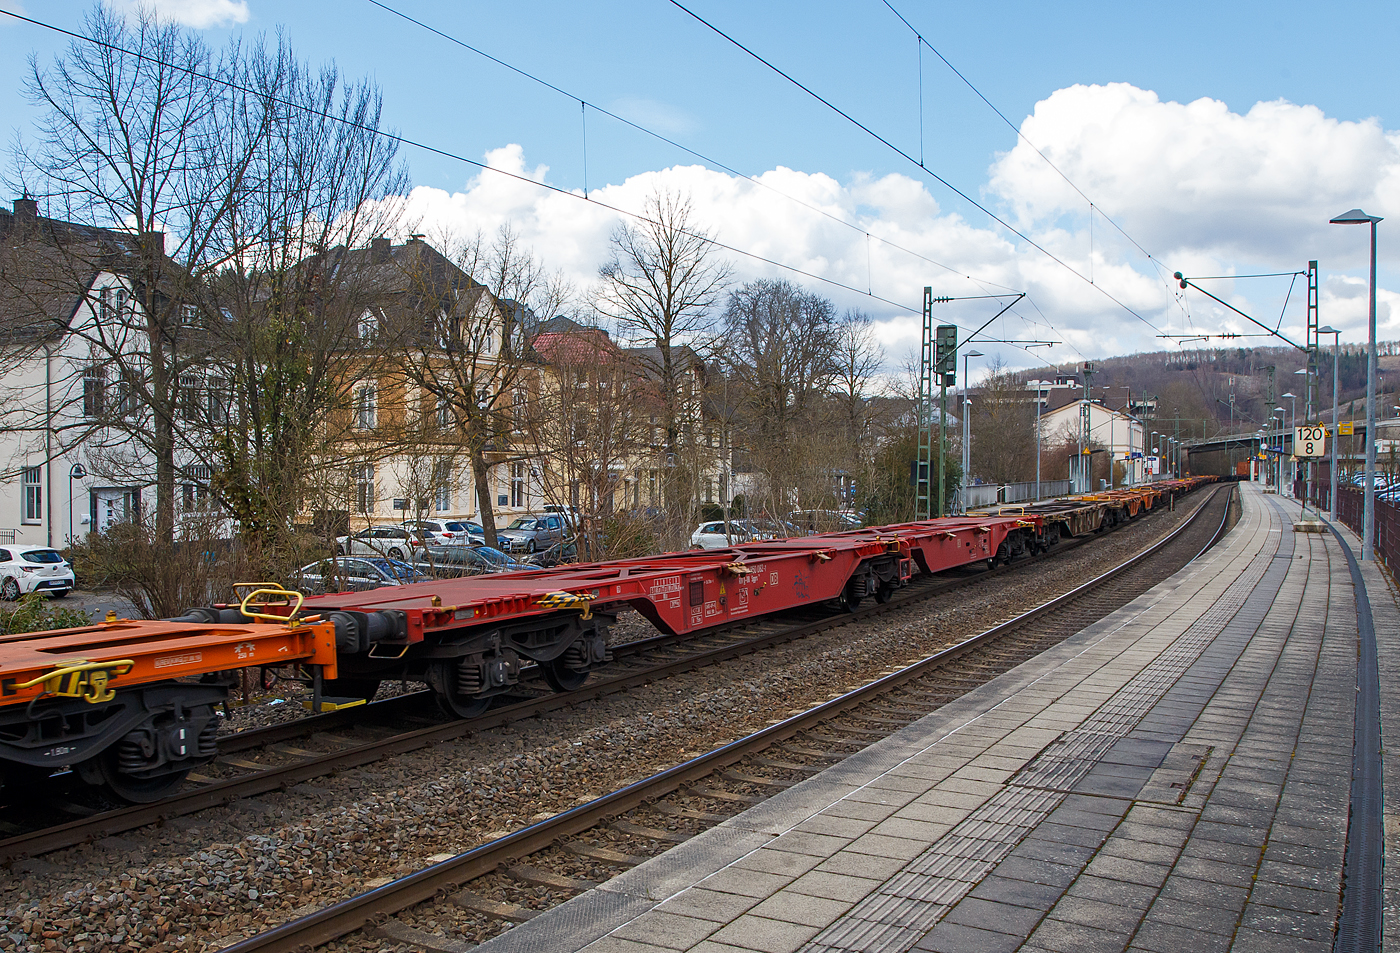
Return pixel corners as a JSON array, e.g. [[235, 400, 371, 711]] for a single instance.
[[496, 514, 568, 554]]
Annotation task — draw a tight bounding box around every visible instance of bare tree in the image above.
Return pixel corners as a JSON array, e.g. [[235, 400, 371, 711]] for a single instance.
[[9, 7, 267, 544], [596, 189, 730, 541], [722, 278, 840, 516], [527, 317, 653, 559], [381, 228, 568, 546], [204, 45, 408, 571], [968, 360, 1037, 485]]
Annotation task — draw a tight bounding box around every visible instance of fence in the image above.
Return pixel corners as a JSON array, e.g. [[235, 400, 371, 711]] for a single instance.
[[0, 529, 14, 546], [1334, 486, 1400, 572]]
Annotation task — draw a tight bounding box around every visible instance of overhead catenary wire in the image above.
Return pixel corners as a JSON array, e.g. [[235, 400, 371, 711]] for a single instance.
[[665, 0, 1167, 339], [362, 0, 1024, 298], [3, 7, 1064, 359]]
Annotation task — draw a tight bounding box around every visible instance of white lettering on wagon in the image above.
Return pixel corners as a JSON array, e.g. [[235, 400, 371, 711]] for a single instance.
[[154, 652, 202, 669], [649, 574, 682, 602]]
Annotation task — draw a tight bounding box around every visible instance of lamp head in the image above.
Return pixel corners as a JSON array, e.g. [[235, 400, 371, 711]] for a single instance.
[[1281, 392, 1295, 399], [1318, 325, 1339, 334], [1330, 208, 1383, 225], [965, 350, 984, 358]]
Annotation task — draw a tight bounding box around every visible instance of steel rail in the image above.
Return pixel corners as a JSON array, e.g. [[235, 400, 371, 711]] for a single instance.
[[0, 487, 1216, 864], [217, 483, 1233, 953]]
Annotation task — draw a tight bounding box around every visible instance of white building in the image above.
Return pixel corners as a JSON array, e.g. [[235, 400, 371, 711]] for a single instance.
[[0, 198, 215, 548], [1039, 398, 1148, 489]]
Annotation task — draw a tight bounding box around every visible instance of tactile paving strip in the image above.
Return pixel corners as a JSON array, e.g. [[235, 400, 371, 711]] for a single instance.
[[798, 515, 1284, 953]]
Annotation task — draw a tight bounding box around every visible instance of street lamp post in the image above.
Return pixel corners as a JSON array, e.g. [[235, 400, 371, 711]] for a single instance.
[[961, 350, 983, 514], [1273, 409, 1287, 493], [1318, 326, 1341, 519], [67, 463, 86, 547], [1331, 207, 1383, 560], [1031, 381, 1045, 499]]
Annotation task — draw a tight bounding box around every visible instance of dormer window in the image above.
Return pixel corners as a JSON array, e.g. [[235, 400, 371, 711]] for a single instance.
[[358, 310, 378, 341]]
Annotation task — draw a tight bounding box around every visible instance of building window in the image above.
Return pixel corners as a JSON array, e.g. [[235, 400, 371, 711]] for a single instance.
[[179, 375, 200, 422], [510, 463, 525, 508], [98, 287, 127, 323], [434, 459, 452, 511], [115, 368, 139, 419], [83, 365, 106, 418], [357, 310, 377, 341], [354, 464, 375, 513], [207, 377, 229, 425], [21, 467, 41, 524], [355, 385, 377, 430], [512, 389, 527, 431]]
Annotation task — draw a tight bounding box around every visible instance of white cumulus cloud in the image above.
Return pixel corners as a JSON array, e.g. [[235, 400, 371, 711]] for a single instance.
[[111, 0, 249, 29], [388, 84, 1398, 375]]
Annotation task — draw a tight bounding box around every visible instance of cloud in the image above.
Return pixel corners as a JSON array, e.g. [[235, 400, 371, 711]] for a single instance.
[[110, 0, 249, 28], [988, 82, 1400, 267], [390, 84, 1398, 376]]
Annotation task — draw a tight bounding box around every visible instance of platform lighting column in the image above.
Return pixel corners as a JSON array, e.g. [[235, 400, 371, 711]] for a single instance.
[[1274, 409, 1288, 493], [1031, 381, 1047, 499], [1331, 208, 1383, 559], [1318, 327, 1341, 518], [961, 350, 983, 514], [1282, 392, 1297, 497]]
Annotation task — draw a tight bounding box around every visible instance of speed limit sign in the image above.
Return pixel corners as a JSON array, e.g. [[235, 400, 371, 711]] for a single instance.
[[1295, 425, 1326, 457]]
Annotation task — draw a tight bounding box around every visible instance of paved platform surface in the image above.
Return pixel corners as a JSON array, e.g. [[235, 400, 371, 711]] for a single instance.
[[470, 483, 1395, 953]]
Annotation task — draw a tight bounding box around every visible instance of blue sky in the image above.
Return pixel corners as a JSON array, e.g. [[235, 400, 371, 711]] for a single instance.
[[2, 0, 1398, 374]]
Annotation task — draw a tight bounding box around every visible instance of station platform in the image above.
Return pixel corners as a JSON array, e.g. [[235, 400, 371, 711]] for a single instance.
[[472, 482, 1399, 953]]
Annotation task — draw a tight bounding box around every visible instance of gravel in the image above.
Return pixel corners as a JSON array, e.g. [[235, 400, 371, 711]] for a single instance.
[[0, 494, 1211, 953]]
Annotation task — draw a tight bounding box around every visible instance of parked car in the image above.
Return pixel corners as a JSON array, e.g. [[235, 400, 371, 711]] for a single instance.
[[474, 545, 533, 572], [335, 524, 427, 560], [0, 545, 75, 600], [524, 538, 579, 568], [742, 518, 801, 540], [787, 509, 863, 533], [415, 545, 509, 578], [294, 556, 428, 594], [496, 514, 568, 554], [690, 521, 755, 550], [402, 518, 484, 546]]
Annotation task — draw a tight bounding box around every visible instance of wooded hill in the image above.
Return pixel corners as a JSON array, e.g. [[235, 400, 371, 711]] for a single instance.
[[1011, 344, 1400, 437]]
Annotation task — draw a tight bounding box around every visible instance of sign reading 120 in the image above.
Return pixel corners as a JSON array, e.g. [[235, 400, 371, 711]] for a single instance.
[[1295, 426, 1327, 457]]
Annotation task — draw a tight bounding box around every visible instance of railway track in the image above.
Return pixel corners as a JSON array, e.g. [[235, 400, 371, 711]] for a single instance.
[[0, 486, 1218, 866], [216, 482, 1235, 953]]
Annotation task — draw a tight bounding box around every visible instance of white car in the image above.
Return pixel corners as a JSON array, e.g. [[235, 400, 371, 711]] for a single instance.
[[690, 521, 754, 550], [0, 545, 76, 600], [334, 524, 428, 561], [402, 519, 485, 546]]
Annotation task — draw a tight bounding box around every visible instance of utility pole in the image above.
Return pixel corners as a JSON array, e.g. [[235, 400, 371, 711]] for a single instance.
[[935, 323, 958, 516], [1079, 362, 1095, 491], [916, 289, 951, 520]]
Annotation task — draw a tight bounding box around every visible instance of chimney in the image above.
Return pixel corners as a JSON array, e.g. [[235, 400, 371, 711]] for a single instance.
[[139, 230, 165, 259], [371, 236, 391, 263], [13, 196, 37, 222]]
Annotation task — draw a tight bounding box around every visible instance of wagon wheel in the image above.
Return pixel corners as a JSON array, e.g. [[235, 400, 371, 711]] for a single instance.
[[430, 661, 493, 719], [874, 582, 895, 604], [542, 659, 589, 693], [94, 749, 190, 804]]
